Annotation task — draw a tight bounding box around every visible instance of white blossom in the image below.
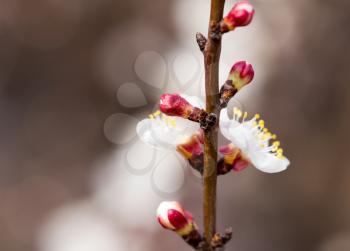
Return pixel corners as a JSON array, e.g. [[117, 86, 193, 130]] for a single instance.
[[220, 107, 290, 173]]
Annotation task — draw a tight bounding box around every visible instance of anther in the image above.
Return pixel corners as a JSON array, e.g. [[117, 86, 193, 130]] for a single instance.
[[243, 112, 248, 119], [258, 120, 265, 127], [273, 141, 280, 147]]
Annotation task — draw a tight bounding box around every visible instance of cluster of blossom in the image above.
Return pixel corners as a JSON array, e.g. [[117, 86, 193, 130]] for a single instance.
[[136, 1, 290, 249]]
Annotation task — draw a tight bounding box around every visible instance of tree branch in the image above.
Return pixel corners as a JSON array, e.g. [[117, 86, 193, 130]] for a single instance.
[[202, 0, 225, 250]]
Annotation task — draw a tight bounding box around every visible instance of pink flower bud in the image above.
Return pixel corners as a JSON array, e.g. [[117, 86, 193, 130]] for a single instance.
[[228, 61, 254, 90], [221, 1, 254, 32], [159, 94, 194, 118], [157, 201, 196, 235]]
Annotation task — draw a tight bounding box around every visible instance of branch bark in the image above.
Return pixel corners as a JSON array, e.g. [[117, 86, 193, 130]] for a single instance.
[[203, 0, 225, 250]]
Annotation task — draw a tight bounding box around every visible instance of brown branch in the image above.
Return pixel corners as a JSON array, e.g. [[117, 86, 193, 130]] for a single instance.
[[202, 0, 225, 250], [187, 156, 233, 177]]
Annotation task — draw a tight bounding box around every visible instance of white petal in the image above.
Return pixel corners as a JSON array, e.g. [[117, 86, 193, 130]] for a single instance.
[[249, 151, 290, 173], [180, 94, 204, 109], [219, 108, 233, 140], [227, 124, 252, 152], [136, 119, 158, 147], [219, 108, 244, 145], [136, 118, 197, 150]]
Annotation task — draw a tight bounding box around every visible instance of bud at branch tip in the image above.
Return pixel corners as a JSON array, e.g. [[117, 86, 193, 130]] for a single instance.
[[220, 1, 255, 33]]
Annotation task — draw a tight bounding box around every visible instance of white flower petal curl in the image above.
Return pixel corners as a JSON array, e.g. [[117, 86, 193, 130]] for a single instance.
[[219, 107, 236, 140], [219, 107, 290, 173], [136, 117, 196, 150], [249, 151, 290, 173]]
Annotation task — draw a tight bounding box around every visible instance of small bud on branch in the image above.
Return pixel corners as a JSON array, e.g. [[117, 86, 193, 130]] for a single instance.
[[220, 61, 254, 107], [160, 94, 195, 118], [157, 201, 203, 249], [196, 33, 207, 53], [159, 94, 217, 131], [228, 60, 254, 87], [220, 1, 255, 33]]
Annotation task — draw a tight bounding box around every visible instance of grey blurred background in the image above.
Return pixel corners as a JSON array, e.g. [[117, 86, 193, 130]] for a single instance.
[[0, 0, 350, 251]]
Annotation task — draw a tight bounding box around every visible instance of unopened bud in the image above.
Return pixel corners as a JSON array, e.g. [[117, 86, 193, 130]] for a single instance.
[[220, 61, 254, 107], [160, 94, 213, 131], [157, 201, 195, 234], [157, 201, 202, 248], [159, 94, 194, 118], [220, 1, 255, 33], [229, 60, 254, 89]]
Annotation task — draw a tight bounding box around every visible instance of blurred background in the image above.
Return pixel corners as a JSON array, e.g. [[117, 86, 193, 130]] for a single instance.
[[0, 0, 350, 250]]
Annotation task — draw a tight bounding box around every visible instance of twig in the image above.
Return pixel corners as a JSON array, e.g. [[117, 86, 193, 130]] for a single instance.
[[202, 0, 225, 250]]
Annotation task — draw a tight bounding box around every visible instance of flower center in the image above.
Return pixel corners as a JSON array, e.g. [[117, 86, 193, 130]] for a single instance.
[[149, 110, 177, 128], [233, 107, 285, 159]]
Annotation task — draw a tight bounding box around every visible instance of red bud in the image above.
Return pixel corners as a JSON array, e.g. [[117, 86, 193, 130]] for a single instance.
[[228, 61, 254, 90], [157, 201, 195, 235], [159, 94, 194, 118], [221, 1, 255, 32]]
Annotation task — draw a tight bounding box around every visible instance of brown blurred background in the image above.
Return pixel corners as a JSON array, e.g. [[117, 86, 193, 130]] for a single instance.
[[0, 0, 350, 250]]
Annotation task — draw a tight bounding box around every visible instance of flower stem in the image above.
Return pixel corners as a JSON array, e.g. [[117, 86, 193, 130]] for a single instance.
[[203, 0, 225, 250]]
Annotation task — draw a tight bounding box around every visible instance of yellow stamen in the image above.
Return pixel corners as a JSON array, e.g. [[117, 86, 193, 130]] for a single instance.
[[167, 117, 176, 127], [261, 133, 270, 140], [276, 148, 284, 158], [243, 112, 248, 119], [258, 120, 265, 128], [273, 141, 280, 147]]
